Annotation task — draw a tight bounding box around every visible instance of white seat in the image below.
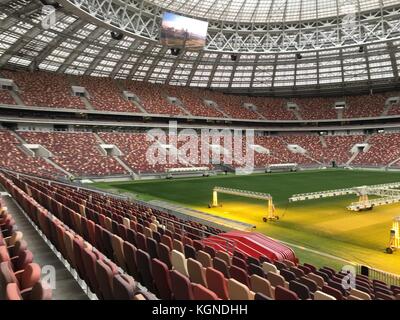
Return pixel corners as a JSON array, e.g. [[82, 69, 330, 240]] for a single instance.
[[314, 290, 336, 300], [171, 249, 189, 277], [262, 262, 279, 274]]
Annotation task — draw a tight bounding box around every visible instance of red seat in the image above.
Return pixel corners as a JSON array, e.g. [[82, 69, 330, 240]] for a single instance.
[[151, 258, 172, 300], [275, 285, 299, 300], [123, 241, 139, 279], [95, 259, 117, 300], [136, 249, 154, 291], [112, 274, 136, 300], [205, 267, 229, 300], [192, 283, 220, 300], [170, 270, 194, 300], [229, 265, 250, 287]]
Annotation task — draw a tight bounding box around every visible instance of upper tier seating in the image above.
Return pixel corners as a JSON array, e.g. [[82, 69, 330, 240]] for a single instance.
[[0, 130, 62, 178], [18, 131, 127, 176], [205, 91, 261, 120], [245, 97, 297, 120], [77, 76, 141, 113], [123, 81, 184, 115], [2, 69, 400, 120], [343, 94, 389, 118], [293, 97, 338, 120], [2, 70, 85, 109], [166, 86, 223, 118], [0, 90, 16, 105]]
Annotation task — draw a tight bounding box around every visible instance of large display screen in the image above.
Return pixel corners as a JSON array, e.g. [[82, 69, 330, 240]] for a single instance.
[[160, 12, 208, 50]]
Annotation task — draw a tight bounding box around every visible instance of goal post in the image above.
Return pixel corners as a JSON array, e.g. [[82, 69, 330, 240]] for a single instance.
[[210, 186, 278, 221]]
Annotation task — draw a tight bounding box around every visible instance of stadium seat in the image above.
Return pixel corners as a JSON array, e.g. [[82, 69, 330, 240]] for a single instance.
[[136, 249, 154, 291], [213, 257, 230, 278], [248, 263, 265, 277], [350, 288, 371, 300], [228, 278, 254, 300], [229, 265, 250, 287], [289, 280, 311, 300], [306, 273, 325, 289], [170, 270, 194, 300], [298, 276, 318, 293], [112, 274, 136, 300], [205, 267, 229, 300], [250, 274, 273, 299], [216, 250, 231, 266], [254, 292, 273, 300], [262, 261, 280, 274], [314, 290, 337, 300], [171, 249, 189, 277], [187, 258, 207, 287], [184, 245, 196, 259], [146, 237, 159, 259], [95, 260, 117, 300], [192, 283, 220, 300], [280, 269, 297, 282], [322, 285, 344, 300], [196, 250, 213, 268], [151, 258, 172, 300], [267, 272, 287, 288], [123, 241, 139, 279], [158, 243, 172, 269], [274, 285, 299, 300]]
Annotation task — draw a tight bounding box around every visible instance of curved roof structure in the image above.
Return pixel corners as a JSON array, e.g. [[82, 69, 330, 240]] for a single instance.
[[0, 0, 400, 94], [147, 0, 396, 23]]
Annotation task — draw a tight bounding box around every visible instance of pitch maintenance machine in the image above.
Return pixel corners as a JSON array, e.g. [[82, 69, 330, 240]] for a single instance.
[[289, 181, 400, 212], [210, 186, 278, 222], [387, 216, 400, 254]]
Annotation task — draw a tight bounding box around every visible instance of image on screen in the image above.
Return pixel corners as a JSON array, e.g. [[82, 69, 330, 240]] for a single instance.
[[160, 12, 208, 50]]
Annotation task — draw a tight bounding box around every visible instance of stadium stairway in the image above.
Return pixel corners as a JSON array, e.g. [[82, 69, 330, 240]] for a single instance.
[[114, 81, 148, 114], [0, 190, 88, 299], [11, 131, 72, 177], [291, 109, 303, 120], [251, 108, 267, 120], [209, 101, 230, 118], [167, 96, 193, 116], [93, 133, 136, 177], [9, 90, 23, 105]]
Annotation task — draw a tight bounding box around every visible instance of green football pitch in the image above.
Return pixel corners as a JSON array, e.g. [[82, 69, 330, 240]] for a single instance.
[[93, 169, 400, 275]]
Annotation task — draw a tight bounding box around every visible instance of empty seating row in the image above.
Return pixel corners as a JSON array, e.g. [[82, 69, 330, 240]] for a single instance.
[[0, 172, 157, 300], [0, 198, 52, 300]]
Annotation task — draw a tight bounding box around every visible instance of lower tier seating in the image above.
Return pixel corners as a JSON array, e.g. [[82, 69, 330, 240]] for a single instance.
[[2, 129, 400, 177], [1, 171, 398, 300], [0, 198, 52, 300], [18, 131, 127, 177]]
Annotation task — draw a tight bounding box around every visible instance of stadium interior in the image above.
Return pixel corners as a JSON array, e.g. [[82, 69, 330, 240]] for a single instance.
[[0, 0, 400, 303]]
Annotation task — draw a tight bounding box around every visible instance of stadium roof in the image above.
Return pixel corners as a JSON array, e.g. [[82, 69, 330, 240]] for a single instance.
[[148, 0, 396, 24], [0, 0, 400, 94]]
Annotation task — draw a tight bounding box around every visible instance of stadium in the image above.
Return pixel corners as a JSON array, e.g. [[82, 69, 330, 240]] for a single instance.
[[0, 0, 400, 303]]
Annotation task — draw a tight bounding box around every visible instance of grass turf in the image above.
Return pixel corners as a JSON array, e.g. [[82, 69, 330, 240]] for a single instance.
[[93, 169, 400, 274]]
